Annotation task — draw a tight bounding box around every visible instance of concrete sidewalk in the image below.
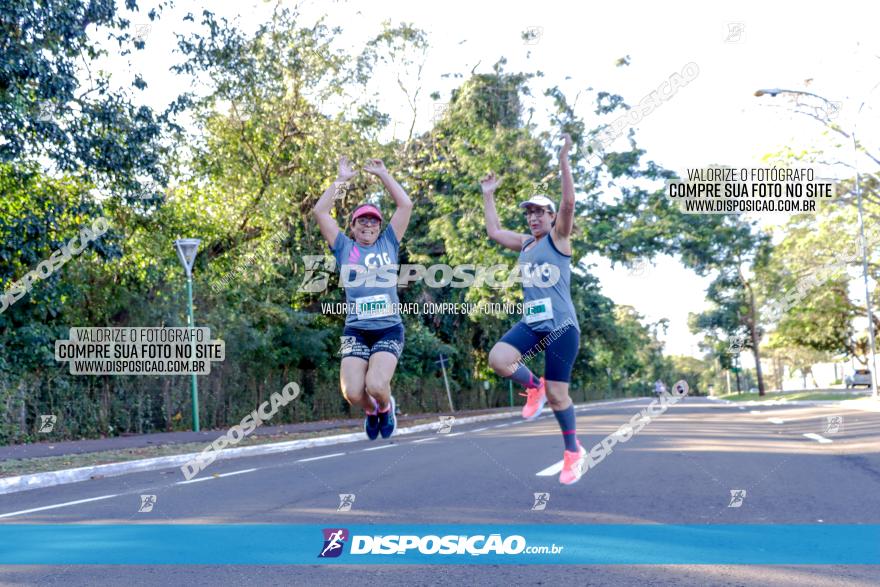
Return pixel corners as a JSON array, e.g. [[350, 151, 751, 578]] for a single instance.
[[0, 406, 520, 461], [0, 404, 547, 495], [0, 397, 655, 495]]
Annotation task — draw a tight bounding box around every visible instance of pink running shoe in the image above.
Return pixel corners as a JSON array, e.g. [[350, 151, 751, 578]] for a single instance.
[[519, 377, 546, 421], [559, 441, 587, 485]]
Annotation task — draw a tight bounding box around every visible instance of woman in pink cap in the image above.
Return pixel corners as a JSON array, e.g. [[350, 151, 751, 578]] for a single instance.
[[312, 156, 412, 440]]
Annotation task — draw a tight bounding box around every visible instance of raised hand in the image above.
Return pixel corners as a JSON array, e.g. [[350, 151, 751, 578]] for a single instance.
[[363, 158, 389, 177], [560, 133, 573, 158], [337, 156, 357, 182], [480, 171, 501, 195]]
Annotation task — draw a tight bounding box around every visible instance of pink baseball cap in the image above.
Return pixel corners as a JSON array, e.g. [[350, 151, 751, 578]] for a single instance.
[[351, 204, 383, 222]]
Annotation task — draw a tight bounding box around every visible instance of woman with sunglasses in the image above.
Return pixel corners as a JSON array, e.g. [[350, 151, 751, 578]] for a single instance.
[[312, 156, 413, 440], [480, 133, 585, 485]]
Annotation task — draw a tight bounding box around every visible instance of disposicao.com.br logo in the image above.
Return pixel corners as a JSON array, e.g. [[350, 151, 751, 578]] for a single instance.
[[318, 529, 563, 558]]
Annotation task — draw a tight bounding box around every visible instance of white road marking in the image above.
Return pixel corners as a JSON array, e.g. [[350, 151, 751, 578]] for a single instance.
[[803, 433, 833, 444], [768, 418, 785, 424], [412, 437, 436, 443], [472, 427, 489, 432], [362, 444, 395, 452], [297, 452, 346, 462], [749, 410, 762, 414], [0, 494, 119, 519], [536, 460, 564, 477], [445, 432, 464, 437], [176, 468, 258, 485], [493, 423, 511, 428]]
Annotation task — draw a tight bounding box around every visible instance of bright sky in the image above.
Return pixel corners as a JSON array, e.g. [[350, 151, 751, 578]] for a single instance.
[[105, 0, 879, 359]]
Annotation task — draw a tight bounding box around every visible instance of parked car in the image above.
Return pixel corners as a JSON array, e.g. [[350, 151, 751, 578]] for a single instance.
[[845, 369, 872, 389]]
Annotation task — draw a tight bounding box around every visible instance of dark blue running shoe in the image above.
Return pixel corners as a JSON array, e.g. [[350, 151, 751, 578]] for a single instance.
[[378, 395, 397, 439], [364, 411, 380, 440]]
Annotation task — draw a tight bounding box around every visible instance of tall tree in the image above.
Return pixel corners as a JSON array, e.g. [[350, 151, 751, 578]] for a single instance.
[[0, 0, 171, 198], [684, 215, 772, 394]]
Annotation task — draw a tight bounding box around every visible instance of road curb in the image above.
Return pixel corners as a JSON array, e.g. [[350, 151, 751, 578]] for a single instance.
[[0, 410, 521, 496], [0, 396, 653, 496], [707, 396, 880, 411]]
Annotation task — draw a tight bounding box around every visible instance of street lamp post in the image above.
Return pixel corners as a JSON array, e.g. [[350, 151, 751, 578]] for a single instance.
[[853, 133, 879, 400], [755, 87, 879, 399], [175, 238, 202, 430], [435, 353, 455, 412]]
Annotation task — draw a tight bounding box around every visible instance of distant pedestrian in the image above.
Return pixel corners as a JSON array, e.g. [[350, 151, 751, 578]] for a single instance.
[[654, 379, 667, 398]]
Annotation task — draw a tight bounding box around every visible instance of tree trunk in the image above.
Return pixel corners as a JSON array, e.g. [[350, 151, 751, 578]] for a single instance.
[[101, 376, 111, 433], [17, 379, 27, 434], [740, 268, 766, 396], [774, 356, 784, 390], [163, 378, 172, 431], [750, 344, 765, 395], [809, 368, 819, 388]]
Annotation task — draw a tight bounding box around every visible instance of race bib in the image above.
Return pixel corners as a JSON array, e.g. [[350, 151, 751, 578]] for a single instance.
[[355, 294, 393, 320], [524, 297, 553, 324]]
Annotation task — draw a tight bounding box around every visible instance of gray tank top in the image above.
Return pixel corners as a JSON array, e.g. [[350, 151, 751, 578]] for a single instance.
[[518, 232, 580, 333], [332, 226, 402, 330]]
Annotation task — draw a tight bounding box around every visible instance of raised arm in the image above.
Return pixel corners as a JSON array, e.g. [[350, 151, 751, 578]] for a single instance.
[[555, 134, 576, 236], [311, 156, 356, 247], [480, 171, 529, 252], [552, 134, 575, 253], [364, 158, 412, 242]]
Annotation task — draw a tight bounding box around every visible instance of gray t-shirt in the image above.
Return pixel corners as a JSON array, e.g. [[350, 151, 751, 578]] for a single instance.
[[332, 226, 402, 330], [518, 232, 580, 333]]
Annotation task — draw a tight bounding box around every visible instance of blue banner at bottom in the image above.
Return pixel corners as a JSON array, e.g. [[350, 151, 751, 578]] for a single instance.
[[1, 525, 878, 565]]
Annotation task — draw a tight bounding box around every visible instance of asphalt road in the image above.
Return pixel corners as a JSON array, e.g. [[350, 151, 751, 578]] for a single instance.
[[1, 397, 879, 586]]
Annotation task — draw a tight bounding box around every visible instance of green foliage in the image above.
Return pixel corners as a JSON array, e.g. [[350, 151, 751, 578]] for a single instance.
[[0, 0, 171, 198], [757, 201, 876, 368], [0, 7, 747, 443]]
